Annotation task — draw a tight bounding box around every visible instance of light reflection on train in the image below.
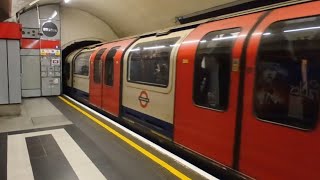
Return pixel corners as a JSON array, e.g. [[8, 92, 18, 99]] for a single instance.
[[64, 1, 320, 179]]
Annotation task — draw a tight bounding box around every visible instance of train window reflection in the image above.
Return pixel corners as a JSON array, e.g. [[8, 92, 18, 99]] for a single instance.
[[255, 16, 320, 130], [74, 51, 91, 76], [105, 47, 119, 86], [128, 37, 179, 87], [193, 28, 240, 111], [94, 48, 107, 83]]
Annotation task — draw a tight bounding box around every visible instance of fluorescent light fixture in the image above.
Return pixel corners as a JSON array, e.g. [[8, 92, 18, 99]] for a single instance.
[[29, 0, 40, 6], [49, 11, 57, 20], [284, 26, 320, 33], [64, 0, 71, 3], [211, 34, 245, 41], [143, 45, 166, 50], [169, 44, 180, 47], [130, 48, 140, 52], [182, 40, 199, 44], [212, 36, 237, 41]]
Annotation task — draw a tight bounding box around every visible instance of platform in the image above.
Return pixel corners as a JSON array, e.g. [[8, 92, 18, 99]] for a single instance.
[[0, 97, 214, 180]]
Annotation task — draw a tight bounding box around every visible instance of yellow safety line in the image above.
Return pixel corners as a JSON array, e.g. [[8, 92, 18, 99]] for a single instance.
[[58, 96, 191, 180]]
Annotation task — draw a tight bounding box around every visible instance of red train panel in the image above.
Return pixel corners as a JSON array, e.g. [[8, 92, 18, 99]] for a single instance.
[[90, 46, 107, 108], [239, 1, 320, 179], [90, 38, 136, 117], [0, 23, 21, 39], [40, 40, 60, 49], [21, 39, 60, 49], [174, 12, 264, 167], [21, 39, 40, 49]]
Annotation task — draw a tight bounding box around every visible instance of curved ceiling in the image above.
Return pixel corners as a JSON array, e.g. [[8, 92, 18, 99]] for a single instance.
[[12, 0, 237, 37]]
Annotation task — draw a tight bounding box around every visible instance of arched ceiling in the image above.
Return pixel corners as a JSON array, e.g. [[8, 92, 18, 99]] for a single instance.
[[11, 0, 237, 37]]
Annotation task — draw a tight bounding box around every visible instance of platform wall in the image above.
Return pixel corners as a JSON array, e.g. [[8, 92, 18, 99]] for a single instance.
[[60, 7, 118, 49]]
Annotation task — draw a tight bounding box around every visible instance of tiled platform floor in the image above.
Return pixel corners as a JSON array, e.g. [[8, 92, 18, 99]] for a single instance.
[[0, 98, 72, 133], [0, 97, 210, 180]]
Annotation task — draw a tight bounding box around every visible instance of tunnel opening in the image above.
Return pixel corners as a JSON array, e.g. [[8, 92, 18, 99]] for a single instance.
[[62, 40, 102, 93], [62, 40, 102, 61]]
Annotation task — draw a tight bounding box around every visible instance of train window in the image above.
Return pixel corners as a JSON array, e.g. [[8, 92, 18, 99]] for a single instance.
[[127, 37, 180, 87], [193, 28, 240, 111], [74, 51, 91, 76], [94, 48, 107, 83], [254, 16, 320, 130], [105, 46, 120, 86]]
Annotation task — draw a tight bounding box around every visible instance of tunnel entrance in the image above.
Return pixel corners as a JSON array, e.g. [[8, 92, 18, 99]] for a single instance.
[[62, 40, 102, 93], [62, 40, 102, 61]]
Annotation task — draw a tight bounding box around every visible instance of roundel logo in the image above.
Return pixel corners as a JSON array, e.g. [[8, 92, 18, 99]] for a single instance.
[[138, 91, 149, 108], [42, 22, 58, 37]]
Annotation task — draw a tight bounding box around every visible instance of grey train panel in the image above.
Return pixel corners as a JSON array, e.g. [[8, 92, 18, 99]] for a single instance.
[[41, 78, 52, 96], [19, 9, 40, 28], [51, 78, 61, 95], [0, 40, 8, 104], [41, 78, 61, 96], [22, 89, 41, 97], [22, 28, 40, 39], [21, 56, 41, 90], [21, 49, 40, 56], [7, 40, 21, 104], [39, 5, 60, 20]]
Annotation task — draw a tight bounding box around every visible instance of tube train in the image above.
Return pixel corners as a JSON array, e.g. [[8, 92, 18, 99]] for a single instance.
[[64, 1, 320, 179]]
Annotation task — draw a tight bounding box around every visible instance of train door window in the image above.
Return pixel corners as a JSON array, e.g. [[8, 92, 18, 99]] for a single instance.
[[128, 37, 180, 87], [105, 46, 120, 86], [254, 16, 320, 130], [74, 51, 91, 76], [94, 48, 107, 83], [193, 28, 240, 111]]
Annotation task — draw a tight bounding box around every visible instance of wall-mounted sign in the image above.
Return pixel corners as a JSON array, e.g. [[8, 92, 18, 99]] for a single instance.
[[42, 22, 58, 37], [40, 49, 61, 56]]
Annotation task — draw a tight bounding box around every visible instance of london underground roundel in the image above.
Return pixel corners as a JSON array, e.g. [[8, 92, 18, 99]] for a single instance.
[[138, 91, 149, 108]]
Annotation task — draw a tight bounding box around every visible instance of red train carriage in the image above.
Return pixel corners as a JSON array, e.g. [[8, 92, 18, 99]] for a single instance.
[[89, 39, 136, 117], [64, 1, 320, 179], [240, 2, 320, 179], [174, 11, 264, 167]]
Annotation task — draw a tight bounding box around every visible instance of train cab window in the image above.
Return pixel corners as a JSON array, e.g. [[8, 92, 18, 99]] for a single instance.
[[193, 28, 240, 111], [105, 47, 120, 86], [254, 16, 320, 129], [74, 51, 91, 76], [128, 37, 180, 87], [94, 48, 107, 83]]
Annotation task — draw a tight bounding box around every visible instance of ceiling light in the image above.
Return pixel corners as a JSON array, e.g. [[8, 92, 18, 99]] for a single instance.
[[49, 11, 57, 19], [29, 0, 40, 6], [64, 0, 71, 3]]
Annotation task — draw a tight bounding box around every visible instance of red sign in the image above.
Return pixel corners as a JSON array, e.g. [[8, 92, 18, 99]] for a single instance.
[[138, 91, 149, 108]]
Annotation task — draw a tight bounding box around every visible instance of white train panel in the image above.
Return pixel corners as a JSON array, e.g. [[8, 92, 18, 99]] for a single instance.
[[122, 29, 193, 125]]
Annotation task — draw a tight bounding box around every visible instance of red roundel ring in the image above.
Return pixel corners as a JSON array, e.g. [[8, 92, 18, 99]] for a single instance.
[[138, 91, 149, 108]]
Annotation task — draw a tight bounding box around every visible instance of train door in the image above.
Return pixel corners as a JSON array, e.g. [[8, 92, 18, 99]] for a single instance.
[[174, 12, 265, 167], [72, 50, 91, 99], [89, 48, 107, 108], [101, 39, 136, 117], [240, 2, 320, 179], [122, 30, 193, 138]]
